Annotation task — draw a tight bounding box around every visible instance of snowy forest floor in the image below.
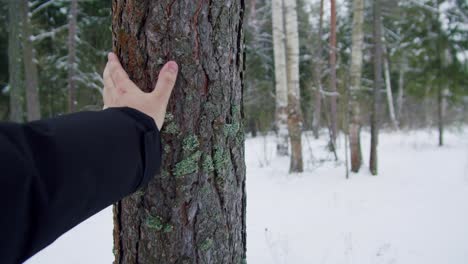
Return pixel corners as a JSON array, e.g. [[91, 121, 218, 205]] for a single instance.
[[28, 127, 468, 264]]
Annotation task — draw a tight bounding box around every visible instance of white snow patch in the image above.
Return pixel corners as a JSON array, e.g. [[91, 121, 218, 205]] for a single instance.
[[26, 128, 468, 264]]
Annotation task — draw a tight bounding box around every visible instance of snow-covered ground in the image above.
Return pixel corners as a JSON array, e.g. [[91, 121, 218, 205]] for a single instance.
[[28, 127, 468, 264]]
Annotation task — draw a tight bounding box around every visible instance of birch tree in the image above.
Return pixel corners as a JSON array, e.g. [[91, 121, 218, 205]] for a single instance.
[[273, 0, 290, 156], [349, 0, 364, 173], [112, 1, 246, 262], [370, 0, 384, 176], [284, 0, 304, 172], [329, 0, 338, 145], [382, 38, 398, 129]]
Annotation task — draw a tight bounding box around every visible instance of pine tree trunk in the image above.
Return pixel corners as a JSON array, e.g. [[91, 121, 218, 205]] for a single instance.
[[284, 0, 304, 173], [272, 0, 289, 156], [349, 0, 364, 173], [111, 1, 246, 263], [329, 0, 338, 145], [8, 0, 23, 122], [21, 0, 41, 121], [370, 0, 383, 176], [312, 0, 324, 139], [67, 0, 78, 113]]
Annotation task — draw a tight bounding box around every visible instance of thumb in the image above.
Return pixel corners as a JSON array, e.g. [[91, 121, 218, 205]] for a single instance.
[[152, 61, 178, 103]]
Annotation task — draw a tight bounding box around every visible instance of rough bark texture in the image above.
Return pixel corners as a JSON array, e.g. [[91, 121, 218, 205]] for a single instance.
[[370, 0, 383, 176], [272, 0, 289, 156], [328, 0, 338, 145], [8, 0, 23, 122], [111, 1, 246, 263], [349, 0, 364, 173], [284, 0, 304, 173], [67, 0, 78, 113], [312, 0, 324, 139], [21, 0, 41, 121]]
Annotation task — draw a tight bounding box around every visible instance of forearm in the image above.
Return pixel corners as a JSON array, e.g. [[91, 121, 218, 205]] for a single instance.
[[0, 108, 161, 263]]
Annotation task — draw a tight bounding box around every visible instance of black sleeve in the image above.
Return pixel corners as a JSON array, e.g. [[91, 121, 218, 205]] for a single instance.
[[0, 107, 162, 264]]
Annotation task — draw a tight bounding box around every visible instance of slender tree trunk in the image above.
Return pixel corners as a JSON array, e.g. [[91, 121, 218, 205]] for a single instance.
[[8, 0, 23, 122], [284, 0, 304, 173], [112, 1, 246, 263], [20, 0, 41, 121], [312, 0, 324, 139], [438, 86, 447, 147], [370, 0, 383, 176], [67, 0, 78, 113], [329, 0, 338, 145], [396, 56, 406, 123], [382, 42, 398, 129], [349, 0, 364, 173], [273, 0, 289, 156]]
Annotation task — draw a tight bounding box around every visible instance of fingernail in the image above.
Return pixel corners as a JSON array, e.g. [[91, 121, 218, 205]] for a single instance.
[[108, 52, 116, 61], [166, 61, 178, 74]]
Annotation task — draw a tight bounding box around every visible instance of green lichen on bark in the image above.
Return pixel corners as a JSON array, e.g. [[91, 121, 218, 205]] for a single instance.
[[165, 112, 174, 122], [203, 101, 220, 117], [200, 238, 213, 251], [235, 128, 245, 145], [224, 122, 240, 137], [145, 215, 163, 230], [213, 147, 230, 173], [182, 135, 200, 153], [174, 151, 202, 177], [231, 105, 241, 117], [162, 122, 179, 135], [145, 215, 173, 233], [164, 145, 171, 154], [202, 154, 214, 173]]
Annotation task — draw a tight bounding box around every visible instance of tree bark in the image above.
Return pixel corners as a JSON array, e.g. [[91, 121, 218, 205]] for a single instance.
[[312, 0, 324, 139], [284, 0, 304, 173], [112, 1, 246, 263], [67, 0, 78, 113], [8, 0, 23, 122], [21, 0, 41, 121], [272, 0, 289, 156], [396, 55, 406, 123], [437, 86, 447, 147], [349, 0, 364, 173], [370, 0, 383, 176], [329, 0, 338, 145]]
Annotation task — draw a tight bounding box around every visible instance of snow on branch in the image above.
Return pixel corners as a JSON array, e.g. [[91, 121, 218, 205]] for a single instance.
[[31, 24, 68, 42], [407, 0, 439, 14], [31, 0, 55, 17], [310, 87, 340, 97]]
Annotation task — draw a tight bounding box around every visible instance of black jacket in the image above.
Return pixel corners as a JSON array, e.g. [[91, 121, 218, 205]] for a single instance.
[[0, 107, 162, 264]]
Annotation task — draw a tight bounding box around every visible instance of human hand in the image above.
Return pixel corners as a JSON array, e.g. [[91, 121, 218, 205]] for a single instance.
[[103, 52, 178, 130]]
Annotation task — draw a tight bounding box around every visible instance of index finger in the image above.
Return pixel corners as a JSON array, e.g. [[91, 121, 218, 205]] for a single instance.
[[107, 53, 136, 91]]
